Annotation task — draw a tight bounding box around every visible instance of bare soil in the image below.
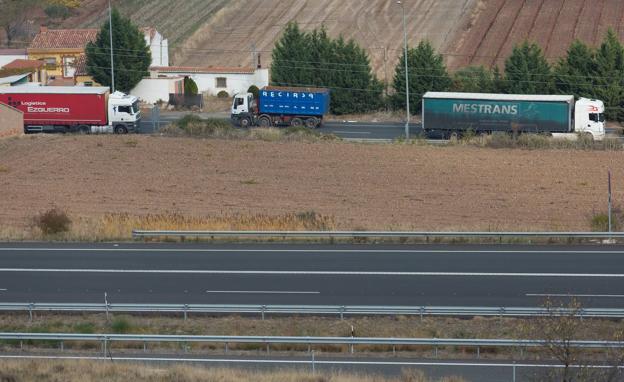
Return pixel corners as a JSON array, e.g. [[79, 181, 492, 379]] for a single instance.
[[0, 135, 621, 233]]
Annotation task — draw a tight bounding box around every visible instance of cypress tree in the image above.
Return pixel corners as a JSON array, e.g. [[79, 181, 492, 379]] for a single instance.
[[554, 40, 596, 98], [391, 40, 451, 114], [503, 41, 553, 94], [593, 29, 624, 121], [85, 8, 151, 93], [270, 22, 311, 88]]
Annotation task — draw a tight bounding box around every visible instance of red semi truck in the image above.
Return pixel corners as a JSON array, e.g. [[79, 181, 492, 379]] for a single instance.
[[0, 86, 140, 134]]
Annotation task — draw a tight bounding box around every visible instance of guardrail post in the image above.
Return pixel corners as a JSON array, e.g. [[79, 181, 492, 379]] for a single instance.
[[266, 343, 270, 354], [28, 303, 33, 322], [393, 345, 396, 356], [350, 343, 354, 354], [102, 337, 107, 358], [434, 346, 438, 358], [184, 304, 188, 321], [513, 361, 516, 382], [477, 346, 480, 359], [340, 306, 345, 320], [420, 306, 425, 321], [143, 341, 147, 353], [312, 350, 316, 375], [104, 292, 109, 322], [20, 341, 23, 351], [261, 305, 266, 320], [225, 342, 228, 353], [499, 307, 505, 323]]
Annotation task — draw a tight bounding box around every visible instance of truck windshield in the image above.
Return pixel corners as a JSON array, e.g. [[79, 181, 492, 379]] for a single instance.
[[132, 101, 139, 115], [589, 113, 605, 122]]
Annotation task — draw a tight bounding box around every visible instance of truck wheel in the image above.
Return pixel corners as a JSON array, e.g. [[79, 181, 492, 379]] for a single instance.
[[240, 117, 251, 128], [305, 118, 318, 129], [290, 118, 303, 127], [114, 125, 128, 134], [258, 116, 271, 128], [78, 125, 90, 135]]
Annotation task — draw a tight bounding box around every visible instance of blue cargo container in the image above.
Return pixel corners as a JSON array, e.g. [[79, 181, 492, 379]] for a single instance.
[[258, 87, 330, 117], [231, 86, 330, 128]]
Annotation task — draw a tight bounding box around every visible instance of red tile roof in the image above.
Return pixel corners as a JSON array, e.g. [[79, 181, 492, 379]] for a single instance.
[[3, 59, 43, 70], [48, 78, 76, 86], [29, 29, 98, 50], [151, 66, 256, 74]]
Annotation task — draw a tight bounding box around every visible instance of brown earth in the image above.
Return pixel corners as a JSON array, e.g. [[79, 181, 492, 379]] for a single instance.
[[0, 135, 620, 233], [448, 0, 624, 69]]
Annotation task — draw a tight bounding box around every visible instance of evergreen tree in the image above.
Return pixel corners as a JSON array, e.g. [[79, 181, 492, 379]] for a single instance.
[[452, 66, 496, 93], [270, 22, 382, 114], [391, 41, 451, 114], [503, 41, 553, 94], [554, 40, 596, 98], [85, 8, 151, 93], [593, 29, 624, 121], [270, 22, 311, 88], [183, 76, 198, 95]]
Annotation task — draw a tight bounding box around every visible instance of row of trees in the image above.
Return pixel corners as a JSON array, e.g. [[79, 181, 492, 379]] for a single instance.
[[271, 23, 624, 120]]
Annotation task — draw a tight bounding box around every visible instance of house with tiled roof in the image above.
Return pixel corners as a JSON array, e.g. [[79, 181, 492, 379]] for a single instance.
[[27, 27, 98, 83], [1, 59, 47, 84], [27, 26, 168, 86]]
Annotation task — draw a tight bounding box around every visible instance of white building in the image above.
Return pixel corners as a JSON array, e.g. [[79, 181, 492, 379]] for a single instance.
[[141, 27, 169, 67], [130, 76, 183, 104], [0, 49, 28, 68], [148, 66, 269, 97]]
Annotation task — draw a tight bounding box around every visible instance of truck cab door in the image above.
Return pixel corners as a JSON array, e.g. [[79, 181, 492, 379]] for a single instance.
[[232, 96, 248, 115]]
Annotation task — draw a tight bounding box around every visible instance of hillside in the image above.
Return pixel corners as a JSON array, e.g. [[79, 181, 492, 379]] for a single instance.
[[447, 0, 624, 69], [4, 0, 624, 75]]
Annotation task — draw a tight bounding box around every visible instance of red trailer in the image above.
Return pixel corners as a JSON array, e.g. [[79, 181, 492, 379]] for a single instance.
[[0, 86, 141, 134]]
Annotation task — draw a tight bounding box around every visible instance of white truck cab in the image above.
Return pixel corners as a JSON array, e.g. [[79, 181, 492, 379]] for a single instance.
[[574, 98, 605, 140], [104, 91, 141, 134], [231, 93, 256, 127]]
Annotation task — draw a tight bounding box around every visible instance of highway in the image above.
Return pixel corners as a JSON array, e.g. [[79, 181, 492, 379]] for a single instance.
[[0, 243, 624, 307]]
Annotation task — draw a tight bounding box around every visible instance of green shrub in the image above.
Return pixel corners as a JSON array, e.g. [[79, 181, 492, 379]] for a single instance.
[[217, 90, 230, 98], [34, 208, 71, 235], [73, 322, 95, 334], [247, 85, 260, 99], [45, 4, 71, 19], [184, 77, 198, 95], [591, 209, 620, 232], [111, 317, 132, 333]]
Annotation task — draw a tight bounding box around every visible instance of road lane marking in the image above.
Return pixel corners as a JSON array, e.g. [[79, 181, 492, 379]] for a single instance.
[[3, 247, 624, 254], [526, 293, 624, 298], [0, 354, 619, 369], [205, 290, 320, 294], [0, 268, 623, 277], [0, 289, 6, 292]]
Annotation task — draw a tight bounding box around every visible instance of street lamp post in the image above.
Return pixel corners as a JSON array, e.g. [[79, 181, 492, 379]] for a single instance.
[[398, 0, 409, 140], [109, 0, 115, 93]]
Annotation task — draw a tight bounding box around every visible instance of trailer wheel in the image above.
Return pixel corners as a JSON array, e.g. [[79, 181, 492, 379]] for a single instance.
[[258, 116, 271, 128], [305, 118, 318, 129], [290, 118, 303, 127], [114, 125, 128, 134], [584, 132, 594, 142], [239, 117, 251, 128], [78, 125, 90, 135]]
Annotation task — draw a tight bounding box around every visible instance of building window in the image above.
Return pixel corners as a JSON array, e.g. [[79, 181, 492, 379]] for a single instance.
[[216, 77, 227, 88], [43, 57, 56, 70], [63, 56, 76, 78], [83, 81, 93, 87]]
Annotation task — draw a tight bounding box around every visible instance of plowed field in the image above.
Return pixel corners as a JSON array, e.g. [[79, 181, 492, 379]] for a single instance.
[[0, 135, 621, 232], [448, 0, 624, 69]]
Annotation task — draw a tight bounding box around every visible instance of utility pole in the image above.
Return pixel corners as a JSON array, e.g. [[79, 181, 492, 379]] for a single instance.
[[398, 0, 410, 140], [608, 169, 612, 235], [109, 0, 115, 93]]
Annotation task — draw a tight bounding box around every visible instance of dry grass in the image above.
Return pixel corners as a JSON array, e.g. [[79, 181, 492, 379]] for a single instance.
[[326, 110, 415, 123], [0, 360, 465, 382], [7, 211, 336, 241], [202, 94, 232, 113]]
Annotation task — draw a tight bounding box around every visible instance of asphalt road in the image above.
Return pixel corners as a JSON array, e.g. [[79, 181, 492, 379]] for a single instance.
[[140, 116, 420, 140], [0, 353, 585, 382], [1, 243, 624, 307]]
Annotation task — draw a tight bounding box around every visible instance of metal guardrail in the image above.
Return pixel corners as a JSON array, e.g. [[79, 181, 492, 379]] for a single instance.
[[3, 332, 624, 350], [2, 303, 624, 320], [132, 230, 624, 239]]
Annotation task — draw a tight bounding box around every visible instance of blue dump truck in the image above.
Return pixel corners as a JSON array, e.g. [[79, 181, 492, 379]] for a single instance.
[[422, 92, 605, 141], [231, 86, 330, 128]]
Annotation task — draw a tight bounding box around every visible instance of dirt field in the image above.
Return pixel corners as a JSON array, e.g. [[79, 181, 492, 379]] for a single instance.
[[0, 135, 621, 233], [448, 0, 624, 69]]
